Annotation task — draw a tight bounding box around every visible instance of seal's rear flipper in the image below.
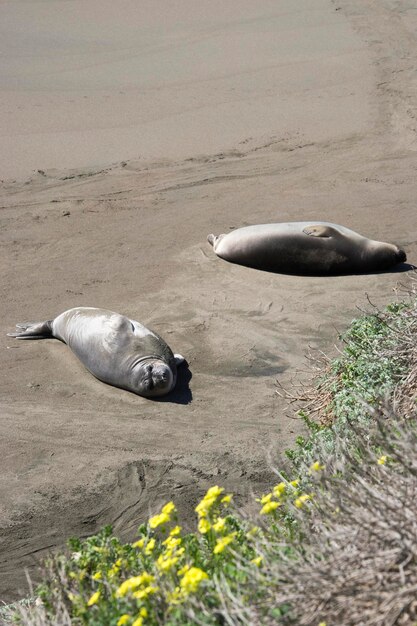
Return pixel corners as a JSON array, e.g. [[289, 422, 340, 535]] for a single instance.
[[7, 320, 53, 339], [207, 233, 226, 249]]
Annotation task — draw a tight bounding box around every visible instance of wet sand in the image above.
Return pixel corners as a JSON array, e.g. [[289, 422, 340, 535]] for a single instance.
[[1, 0, 416, 602]]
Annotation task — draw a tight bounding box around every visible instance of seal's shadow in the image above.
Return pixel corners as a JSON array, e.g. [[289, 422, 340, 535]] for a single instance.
[[381, 262, 416, 275], [232, 261, 415, 277], [307, 261, 416, 277], [154, 361, 192, 405]]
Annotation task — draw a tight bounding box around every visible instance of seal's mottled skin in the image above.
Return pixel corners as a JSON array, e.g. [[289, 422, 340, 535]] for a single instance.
[[8, 307, 184, 398], [208, 222, 406, 275]]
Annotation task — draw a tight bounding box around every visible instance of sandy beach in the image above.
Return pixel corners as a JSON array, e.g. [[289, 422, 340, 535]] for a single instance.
[[1, 0, 416, 602]]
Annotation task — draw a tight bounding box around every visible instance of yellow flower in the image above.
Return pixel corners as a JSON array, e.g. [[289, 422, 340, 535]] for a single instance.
[[260, 500, 281, 515], [195, 486, 224, 516], [132, 537, 146, 549], [198, 517, 211, 534], [145, 538, 156, 554], [148, 501, 175, 529], [130, 612, 148, 626], [87, 591, 101, 606], [162, 536, 182, 550], [107, 557, 122, 578], [169, 525, 182, 536], [117, 616, 131, 626], [108, 563, 121, 577], [212, 517, 226, 533], [161, 501, 176, 515], [377, 455, 387, 465], [166, 587, 183, 605], [290, 479, 299, 488], [251, 556, 263, 567], [221, 494, 233, 505], [139, 573, 155, 585], [213, 533, 236, 554], [310, 461, 325, 473], [205, 485, 224, 499], [259, 493, 273, 504], [318, 622, 327, 626], [156, 554, 179, 572], [175, 547, 185, 557], [179, 567, 208, 594], [195, 497, 216, 517], [294, 494, 311, 508], [132, 585, 159, 600], [116, 573, 155, 597], [273, 482, 286, 497], [178, 563, 191, 576], [92, 572, 102, 581], [149, 512, 170, 529]]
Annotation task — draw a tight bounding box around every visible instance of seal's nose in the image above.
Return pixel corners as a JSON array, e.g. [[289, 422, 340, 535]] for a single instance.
[[397, 248, 407, 263], [153, 371, 167, 387]]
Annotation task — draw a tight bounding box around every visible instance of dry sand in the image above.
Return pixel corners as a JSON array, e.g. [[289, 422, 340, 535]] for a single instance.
[[1, 0, 416, 602]]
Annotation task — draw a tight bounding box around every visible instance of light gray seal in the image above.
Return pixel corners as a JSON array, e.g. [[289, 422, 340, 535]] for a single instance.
[[8, 307, 185, 398], [207, 222, 407, 275]]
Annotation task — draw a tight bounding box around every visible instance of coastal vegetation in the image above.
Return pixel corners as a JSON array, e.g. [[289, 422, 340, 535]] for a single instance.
[[2, 281, 416, 626]]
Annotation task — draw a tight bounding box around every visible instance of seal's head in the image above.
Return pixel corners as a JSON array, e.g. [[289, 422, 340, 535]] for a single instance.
[[133, 358, 174, 397], [368, 242, 407, 271], [396, 247, 407, 264]]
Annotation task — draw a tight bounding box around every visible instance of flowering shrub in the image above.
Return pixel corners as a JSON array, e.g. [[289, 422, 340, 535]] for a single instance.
[[23, 471, 319, 626]]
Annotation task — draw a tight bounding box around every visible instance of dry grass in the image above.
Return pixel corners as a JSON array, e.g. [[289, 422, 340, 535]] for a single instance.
[[261, 407, 417, 626]]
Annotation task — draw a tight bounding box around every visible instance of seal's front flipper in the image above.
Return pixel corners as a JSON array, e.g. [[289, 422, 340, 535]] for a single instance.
[[7, 320, 53, 339], [174, 354, 185, 367], [303, 225, 338, 238]]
